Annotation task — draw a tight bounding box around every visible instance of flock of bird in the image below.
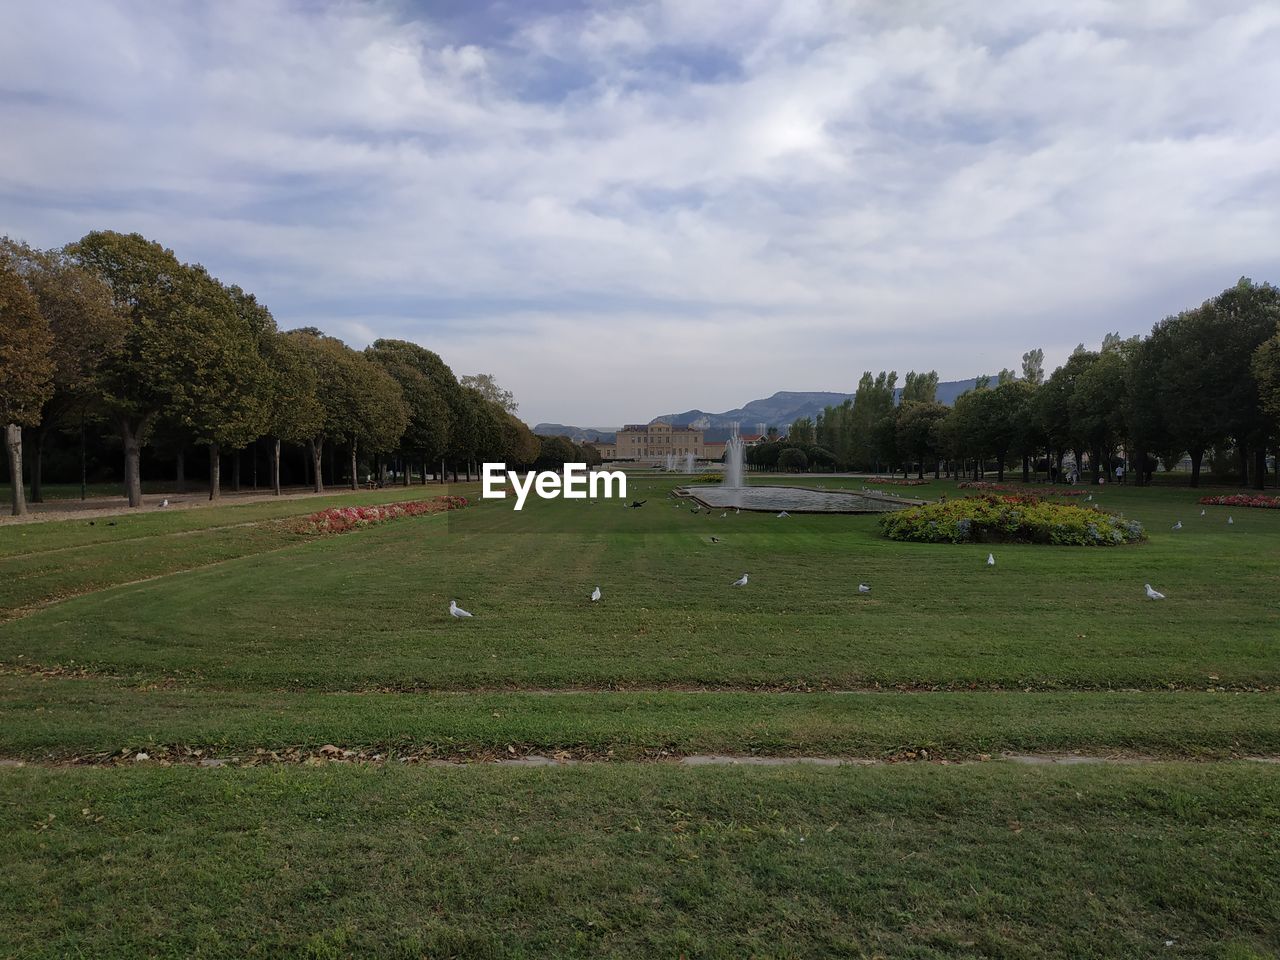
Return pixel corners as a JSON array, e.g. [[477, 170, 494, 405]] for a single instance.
[[445, 487, 1244, 617]]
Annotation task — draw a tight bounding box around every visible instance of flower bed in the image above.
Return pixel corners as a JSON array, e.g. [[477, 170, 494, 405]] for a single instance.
[[688, 473, 726, 483], [1198, 494, 1280, 509], [865, 476, 930, 486], [957, 480, 1087, 497], [291, 496, 469, 534], [880, 494, 1144, 546]]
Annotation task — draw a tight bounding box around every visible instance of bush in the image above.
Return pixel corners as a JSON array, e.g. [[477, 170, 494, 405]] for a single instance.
[[777, 448, 809, 472], [290, 496, 468, 534], [880, 494, 1145, 546]]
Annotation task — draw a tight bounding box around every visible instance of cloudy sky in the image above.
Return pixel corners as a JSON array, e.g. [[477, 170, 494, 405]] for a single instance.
[[3, 1, 1278, 426]]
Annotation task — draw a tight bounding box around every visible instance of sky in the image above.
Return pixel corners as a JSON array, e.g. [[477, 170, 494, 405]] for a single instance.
[[2, 1, 1279, 427]]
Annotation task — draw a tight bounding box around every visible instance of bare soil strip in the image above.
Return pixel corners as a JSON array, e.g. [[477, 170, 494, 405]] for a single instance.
[[3, 745, 1277, 770]]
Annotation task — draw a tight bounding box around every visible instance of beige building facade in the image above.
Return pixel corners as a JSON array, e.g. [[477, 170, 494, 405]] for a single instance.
[[605, 422, 706, 462]]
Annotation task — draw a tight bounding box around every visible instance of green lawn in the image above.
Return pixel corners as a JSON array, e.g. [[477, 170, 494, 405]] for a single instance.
[[2, 475, 1277, 957]]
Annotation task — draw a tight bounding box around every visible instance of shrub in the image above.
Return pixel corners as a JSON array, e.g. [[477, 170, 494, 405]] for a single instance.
[[1199, 494, 1280, 509], [688, 473, 725, 483], [777, 448, 809, 472], [880, 494, 1145, 546]]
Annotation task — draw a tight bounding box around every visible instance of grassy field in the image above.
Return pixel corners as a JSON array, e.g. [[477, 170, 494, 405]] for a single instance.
[[1, 475, 1277, 957]]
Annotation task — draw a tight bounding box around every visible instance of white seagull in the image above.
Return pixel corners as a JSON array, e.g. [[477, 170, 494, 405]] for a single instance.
[[777, 511, 790, 518], [731, 573, 749, 587], [1228, 516, 1234, 525], [987, 553, 996, 566], [449, 600, 474, 618], [1085, 494, 1093, 502], [721, 512, 728, 518], [1172, 521, 1182, 531], [590, 586, 602, 602], [1200, 509, 1206, 517], [858, 583, 871, 594], [1144, 583, 1165, 600], [159, 499, 169, 508]]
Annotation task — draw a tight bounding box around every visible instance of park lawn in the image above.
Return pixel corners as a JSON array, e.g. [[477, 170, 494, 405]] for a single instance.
[[1, 674, 1278, 760], [0, 484, 476, 615], [1, 476, 1275, 689], [1, 761, 1276, 959]]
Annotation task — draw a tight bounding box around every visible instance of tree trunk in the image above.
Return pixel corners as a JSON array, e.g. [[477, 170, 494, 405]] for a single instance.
[[1239, 444, 1250, 488], [119, 416, 146, 507], [1021, 455, 1030, 484], [402, 456, 411, 486], [350, 440, 358, 491], [996, 457, 1005, 482], [272, 439, 282, 496], [175, 449, 186, 493], [5, 424, 27, 517], [327, 443, 336, 488], [440, 459, 446, 484], [1190, 448, 1203, 487], [1254, 447, 1267, 491], [208, 443, 221, 501], [309, 438, 324, 493]]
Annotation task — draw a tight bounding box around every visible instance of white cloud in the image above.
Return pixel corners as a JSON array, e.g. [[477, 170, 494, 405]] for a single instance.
[[2, 0, 1278, 424]]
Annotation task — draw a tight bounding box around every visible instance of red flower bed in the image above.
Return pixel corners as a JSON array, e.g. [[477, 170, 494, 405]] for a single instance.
[[1198, 494, 1280, 509], [957, 481, 1086, 497], [292, 496, 469, 534], [865, 476, 930, 486]]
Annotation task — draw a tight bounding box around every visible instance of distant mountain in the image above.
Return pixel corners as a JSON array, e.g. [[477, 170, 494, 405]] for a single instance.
[[534, 380, 981, 443]]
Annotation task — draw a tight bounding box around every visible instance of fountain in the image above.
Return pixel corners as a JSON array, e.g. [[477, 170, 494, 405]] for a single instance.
[[684, 451, 695, 474], [670, 420, 921, 514], [664, 453, 675, 472], [723, 424, 745, 489]]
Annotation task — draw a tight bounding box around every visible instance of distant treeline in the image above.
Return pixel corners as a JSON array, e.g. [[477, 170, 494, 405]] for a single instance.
[[1, 231, 596, 515], [749, 279, 1280, 486]]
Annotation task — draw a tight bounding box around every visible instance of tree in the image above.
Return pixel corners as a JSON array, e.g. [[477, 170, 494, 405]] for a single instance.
[[777, 447, 808, 472], [261, 331, 323, 494], [68, 231, 235, 506], [0, 239, 123, 502], [459, 373, 517, 414], [1256, 330, 1280, 427], [1021, 348, 1045, 386], [901, 370, 939, 404], [0, 250, 54, 516], [895, 401, 948, 478], [1069, 341, 1133, 483], [788, 416, 815, 445], [366, 340, 453, 485]]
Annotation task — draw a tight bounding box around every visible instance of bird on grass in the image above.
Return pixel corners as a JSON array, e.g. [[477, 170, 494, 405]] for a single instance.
[[858, 583, 871, 594], [1228, 516, 1234, 525], [690, 507, 700, 514], [731, 573, 749, 587], [1200, 509, 1206, 517], [777, 511, 790, 518], [159, 499, 169, 508], [1172, 521, 1182, 531], [987, 553, 995, 566], [709, 536, 722, 544], [1085, 494, 1093, 502], [1145, 583, 1165, 600], [720, 512, 727, 518], [590, 586, 602, 602], [629, 500, 647, 509], [449, 600, 474, 618], [88, 521, 95, 527]]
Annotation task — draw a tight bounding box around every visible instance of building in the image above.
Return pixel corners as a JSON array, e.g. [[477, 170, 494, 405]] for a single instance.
[[612, 422, 706, 462], [587, 440, 617, 459]]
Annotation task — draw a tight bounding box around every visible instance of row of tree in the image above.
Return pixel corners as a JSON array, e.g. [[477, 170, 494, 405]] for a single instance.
[[764, 279, 1280, 487], [1, 231, 545, 515]]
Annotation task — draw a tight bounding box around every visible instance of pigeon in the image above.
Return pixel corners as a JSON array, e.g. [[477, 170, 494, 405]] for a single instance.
[[777, 511, 790, 518], [1144, 583, 1165, 600], [590, 586, 601, 602], [709, 536, 721, 544], [690, 507, 700, 514], [858, 583, 871, 594], [629, 500, 647, 509], [1172, 521, 1182, 530], [449, 600, 474, 618], [1228, 516, 1234, 525], [731, 573, 749, 587], [88, 521, 95, 526], [986, 553, 995, 566], [107, 521, 116, 527]]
